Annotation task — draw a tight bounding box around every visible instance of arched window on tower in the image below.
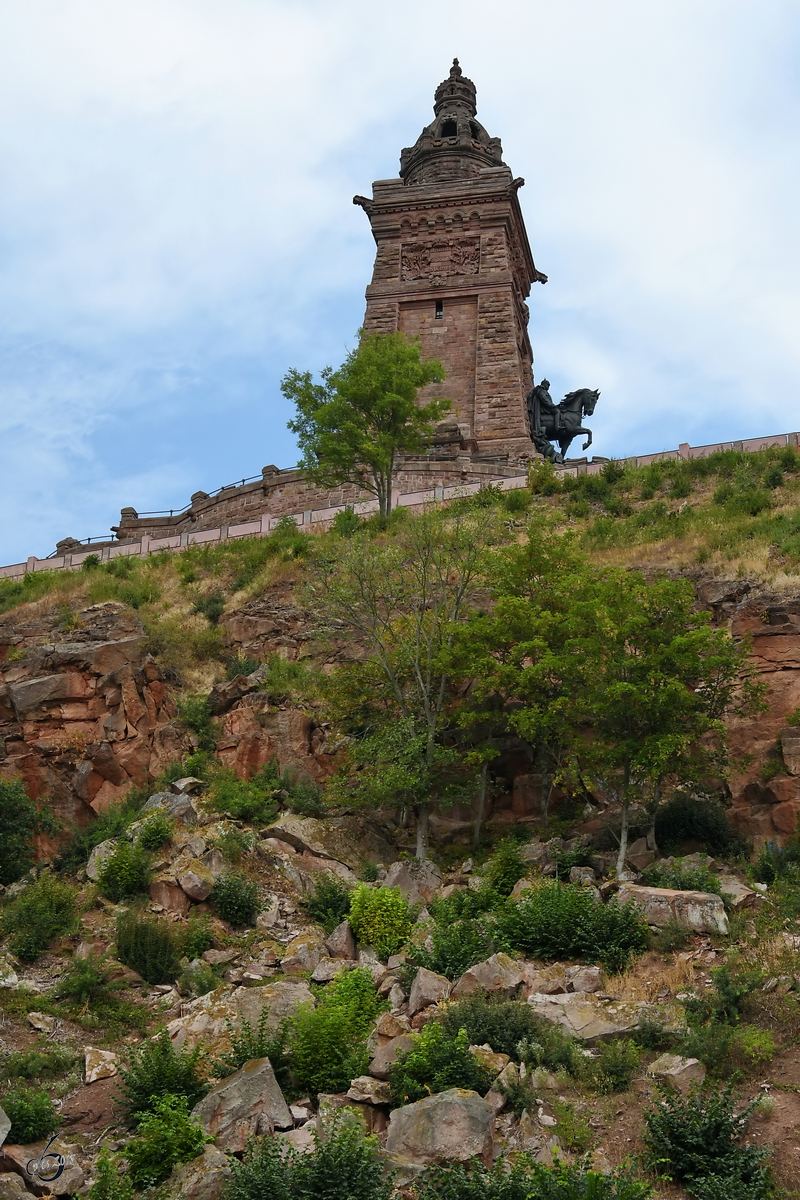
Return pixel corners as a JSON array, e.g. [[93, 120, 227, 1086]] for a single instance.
[[441, 119, 457, 137]]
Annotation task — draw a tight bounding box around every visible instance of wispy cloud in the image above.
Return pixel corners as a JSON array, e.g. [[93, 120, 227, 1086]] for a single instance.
[[1, 0, 799, 560]]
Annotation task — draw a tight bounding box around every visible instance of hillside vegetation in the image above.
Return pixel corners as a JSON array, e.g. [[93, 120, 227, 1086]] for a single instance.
[[1, 447, 800, 1198]]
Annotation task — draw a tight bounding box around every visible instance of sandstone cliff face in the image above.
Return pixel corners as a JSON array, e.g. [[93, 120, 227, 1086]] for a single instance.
[[3, 574, 800, 857], [0, 602, 186, 848]]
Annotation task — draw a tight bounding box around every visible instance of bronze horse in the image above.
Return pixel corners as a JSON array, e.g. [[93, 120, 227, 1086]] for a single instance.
[[526, 381, 600, 464]]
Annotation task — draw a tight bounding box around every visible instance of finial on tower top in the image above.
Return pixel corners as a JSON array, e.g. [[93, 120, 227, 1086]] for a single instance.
[[450, 58, 462, 77]]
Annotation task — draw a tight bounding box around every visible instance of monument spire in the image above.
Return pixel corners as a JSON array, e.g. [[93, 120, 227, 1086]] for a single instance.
[[399, 60, 504, 185]]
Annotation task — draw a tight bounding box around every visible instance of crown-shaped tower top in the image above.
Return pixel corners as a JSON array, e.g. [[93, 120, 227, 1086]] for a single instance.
[[400, 59, 505, 185]]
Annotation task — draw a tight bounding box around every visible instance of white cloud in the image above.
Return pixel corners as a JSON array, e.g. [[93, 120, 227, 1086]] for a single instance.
[[0, 0, 799, 560]]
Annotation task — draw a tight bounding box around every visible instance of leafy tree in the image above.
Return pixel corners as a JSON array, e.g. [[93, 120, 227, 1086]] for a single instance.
[[0, 778, 59, 885], [283, 330, 451, 521], [572, 571, 764, 873], [318, 507, 497, 857]]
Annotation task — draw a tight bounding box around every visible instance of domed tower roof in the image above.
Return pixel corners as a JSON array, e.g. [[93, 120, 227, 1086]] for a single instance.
[[400, 59, 505, 185]]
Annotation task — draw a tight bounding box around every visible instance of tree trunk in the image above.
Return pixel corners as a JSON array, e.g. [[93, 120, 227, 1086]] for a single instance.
[[537, 744, 553, 829], [614, 765, 632, 878], [415, 802, 430, 860], [473, 762, 488, 848]]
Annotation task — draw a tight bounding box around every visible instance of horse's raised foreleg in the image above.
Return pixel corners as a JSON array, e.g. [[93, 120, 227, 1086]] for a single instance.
[[580, 426, 593, 452]]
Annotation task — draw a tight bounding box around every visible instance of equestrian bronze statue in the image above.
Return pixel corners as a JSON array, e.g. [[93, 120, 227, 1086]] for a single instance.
[[526, 380, 600, 464]]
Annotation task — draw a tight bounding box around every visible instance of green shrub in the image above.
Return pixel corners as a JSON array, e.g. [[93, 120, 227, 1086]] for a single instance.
[[551, 1099, 596, 1154], [291, 968, 383, 1096], [655, 794, 745, 857], [2, 872, 77, 961], [388, 1023, 492, 1106], [496, 883, 649, 972], [90, 1152, 135, 1200], [225, 653, 260, 680], [502, 488, 532, 514], [116, 911, 182, 984], [205, 766, 280, 824], [86, 1149, 134, 1200], [97, 840, 152, 901], [439, 995, 564, 1063], [348, 884, 412, 959], [193, 591, 226, 624], [302, 875, 352, 934], [211, 871, 260, 927], [0, 1046, 80, 1084], [332, 507, 362, 537], [683, 964, 762, 1027], [0, 779, 59, 886], [528, 460, 563, 495], [117, 1028, 209, 1121], [177, 694, 219, 751], [257, 654, 318, 704], [413, 1155, 652, 1200], [137, 811, 174, 850], [640, 858, 722, 895], [226, 1109, 392, 1200], [753, 835, 800, 883], [180, 916, 216, 958], [410, 918, 494, 981], [429, 882, 505, 923], [178, 960, 218, 998], [643, 1083, 771, 1199], [484, 837, 528, 897], [124, 1092, 210, 1188], [54, 952, 124, 1009], [589, 1039, 641, 1094], [212, 1011, 292, 1092], [214, 826, 257, 863], [651, 918, 693, 954], [552, 844, 596, 881], [1, 1083, 58, 1142]]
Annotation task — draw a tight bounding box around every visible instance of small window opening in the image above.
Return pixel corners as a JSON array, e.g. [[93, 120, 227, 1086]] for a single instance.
[[469, 122, 480, 140], [435, 300, 444, 319], [441, 119, 457, 137]]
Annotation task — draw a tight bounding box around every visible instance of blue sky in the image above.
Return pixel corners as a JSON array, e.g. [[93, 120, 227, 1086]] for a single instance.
[[1, 0, 800, 562]]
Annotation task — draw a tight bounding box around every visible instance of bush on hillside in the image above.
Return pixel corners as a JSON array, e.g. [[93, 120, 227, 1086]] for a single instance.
[[347, 884, 412, 959], [438, 994, 572, 1065], [0, 779, 59, 886], [210, 871, 260, 927], [97, 840, 152, 901], [484, 837, 528, 897], [643, 1083, 771, 1200], [410, 917, 494, 981], [226, 1109, 392, 1200], [136, 811, 174, 849], [640, 858, 722, 895], [116, 911, 182, 984], [0, 1084, 58, 1143], [86, 1150, 134, 1200], [204, 766, 280, 825], [413, 1155, 652, 1200], [2, 873, 78, 961], [496, 883, 649, 972], [388, 1023, 492, 1107], [654, 794, 745, 857], [124, 1093, 210, 1188], [302, 874, 352, 934], [290, 968, 383, 1096], [116, 1029, 209, 1122]]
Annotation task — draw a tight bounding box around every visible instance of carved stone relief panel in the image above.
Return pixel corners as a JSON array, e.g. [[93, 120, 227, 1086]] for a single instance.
[[400, 236, 480, 284]]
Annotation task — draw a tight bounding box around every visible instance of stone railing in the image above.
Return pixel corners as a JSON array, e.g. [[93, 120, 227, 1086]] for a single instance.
[[2, 430, 797, 582]]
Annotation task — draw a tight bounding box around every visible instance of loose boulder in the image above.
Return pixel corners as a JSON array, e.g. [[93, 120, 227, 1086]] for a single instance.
[[528, 993, 683, 1045], [168, 1145, 231, 1200], [451, 953, 524, 1001], [646, 1053, 706, 1093], [408, 967, 451, 1016], [383, 860, 442, 905], [385, 1088, 494, 1165], [191, 1057, 293, 1152], [369, 1035, 416, 1081], [84, 1047, 118, 1084], [617, 883, 728, 935], [166, 980, 314, 1056]]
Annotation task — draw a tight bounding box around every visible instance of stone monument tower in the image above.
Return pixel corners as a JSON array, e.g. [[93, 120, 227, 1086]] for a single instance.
[[354, 59, 547, 460]]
